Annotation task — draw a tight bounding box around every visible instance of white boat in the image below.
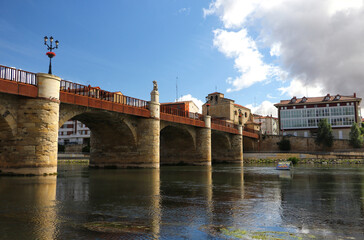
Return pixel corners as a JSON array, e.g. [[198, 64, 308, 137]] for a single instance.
[[276, 161, 292, 170]]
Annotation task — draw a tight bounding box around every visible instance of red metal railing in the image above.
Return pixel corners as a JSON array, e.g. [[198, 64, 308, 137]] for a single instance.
[[0, 65, 37, 85], [211, 118, 238, 129], [60, 79, 148, 108], [160, 105, 204, 121]]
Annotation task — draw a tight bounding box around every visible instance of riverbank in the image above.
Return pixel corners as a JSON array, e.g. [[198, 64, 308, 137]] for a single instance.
[[244, 152, 364, 164]]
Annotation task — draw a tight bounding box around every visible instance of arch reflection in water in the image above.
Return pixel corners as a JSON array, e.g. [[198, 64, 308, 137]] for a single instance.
[[55, 165, 161, 239], [0, 176, 57, 240]]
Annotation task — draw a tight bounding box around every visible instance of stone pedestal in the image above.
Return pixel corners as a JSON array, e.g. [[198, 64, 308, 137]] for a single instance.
[[232, 125, 243, 164], [196, 116, 211, 165], [0, 73, 60, 175]]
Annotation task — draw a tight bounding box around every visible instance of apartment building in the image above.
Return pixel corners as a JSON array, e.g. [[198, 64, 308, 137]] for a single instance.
[[274, 93, 361, 139], [58, 120, 90, 145]]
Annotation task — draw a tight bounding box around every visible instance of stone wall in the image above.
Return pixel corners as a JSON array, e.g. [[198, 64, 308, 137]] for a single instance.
[[64, 144, 85, 153], [257, 135, 353, 152]]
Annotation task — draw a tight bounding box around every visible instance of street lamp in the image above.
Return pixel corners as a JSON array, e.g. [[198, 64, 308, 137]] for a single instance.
[[44, 36, 59, 74], [238, 109, 242, 125]]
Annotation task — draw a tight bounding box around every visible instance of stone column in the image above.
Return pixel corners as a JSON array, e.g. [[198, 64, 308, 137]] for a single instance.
[[2, 73, 61, 175], [231, 124, 243, 165], [196, 115, 211, 165], [136, 81, 160, 168]]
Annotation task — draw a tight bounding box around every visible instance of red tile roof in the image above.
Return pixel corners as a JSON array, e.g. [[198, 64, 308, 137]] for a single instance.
[[274, 94, 361, 107], [234, 103, 249, 110]]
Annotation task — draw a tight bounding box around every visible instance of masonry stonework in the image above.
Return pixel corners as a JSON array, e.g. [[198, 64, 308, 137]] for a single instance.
[[0, 73, 61, 175]]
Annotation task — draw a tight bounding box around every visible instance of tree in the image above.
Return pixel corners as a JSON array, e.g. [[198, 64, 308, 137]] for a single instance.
[[315, 119, 333, 149], [277, 137, 291, 151], [349, 123, 363, 148]]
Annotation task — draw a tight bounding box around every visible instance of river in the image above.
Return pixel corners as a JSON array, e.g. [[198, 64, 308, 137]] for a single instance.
[[0, 164, 363, 239]]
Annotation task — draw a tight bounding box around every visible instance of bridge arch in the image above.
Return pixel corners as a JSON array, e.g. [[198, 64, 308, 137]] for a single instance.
[[211, 131, 232, 163], [160, 124, 198, 165], [59, 106, 139, 167], [0, 113, 16, 168]]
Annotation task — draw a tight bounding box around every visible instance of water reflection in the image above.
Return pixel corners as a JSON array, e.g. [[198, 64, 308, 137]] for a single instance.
[[0, 176, 57, 240], [0, 164, 364, 239]]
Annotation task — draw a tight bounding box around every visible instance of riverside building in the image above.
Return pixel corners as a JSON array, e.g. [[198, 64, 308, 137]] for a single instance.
[[253, 115, 279, 135], [58, 120, 90, 145], [202, 92, 260, 132], [274, 93, 361, 139]]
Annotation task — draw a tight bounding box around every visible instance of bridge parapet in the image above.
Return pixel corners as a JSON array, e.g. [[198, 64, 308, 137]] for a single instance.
[[0, 65, 38, 98], [60, 79, 150, 118]]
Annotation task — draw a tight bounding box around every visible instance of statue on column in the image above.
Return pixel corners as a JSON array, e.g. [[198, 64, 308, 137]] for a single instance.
[[153, 80, 158, 91]]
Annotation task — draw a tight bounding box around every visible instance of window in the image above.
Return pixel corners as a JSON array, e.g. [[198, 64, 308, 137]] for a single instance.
[[308, 119, 316, 127], [334, 95, 341, 100]]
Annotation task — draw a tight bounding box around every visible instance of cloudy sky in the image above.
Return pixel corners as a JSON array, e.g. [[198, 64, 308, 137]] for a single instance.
[[1, 0, 364, 116]]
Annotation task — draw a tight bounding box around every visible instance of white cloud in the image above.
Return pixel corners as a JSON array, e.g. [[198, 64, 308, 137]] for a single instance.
[[203, 0, 257, 28], [178, 7, 191, 15], [246, 100, 278, 117], [266, 94, 275, 99], [205, 0, 364, 98], [278, 78, 324, 98], [213, 28, 285, 92], [328, 0, 363, 16], [178, 94, 204, 113], [270, 42, 281, 57]]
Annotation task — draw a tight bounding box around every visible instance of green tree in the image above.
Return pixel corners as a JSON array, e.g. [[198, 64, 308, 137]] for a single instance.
[[315, 119, 333, 149], [277, 137, 291, 151], [349, 123, 363, 148]]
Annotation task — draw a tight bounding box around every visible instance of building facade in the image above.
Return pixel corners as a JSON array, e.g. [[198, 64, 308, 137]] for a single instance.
[[274, 93, 361, 139], [161, 101, 199, 113], [254, 115, 279, 135], [202, 92, 260, 131], [58, 120, 90, 145]]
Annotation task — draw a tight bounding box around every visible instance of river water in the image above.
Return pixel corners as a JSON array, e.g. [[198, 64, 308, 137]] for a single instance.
[[0, 164, 363, 239]]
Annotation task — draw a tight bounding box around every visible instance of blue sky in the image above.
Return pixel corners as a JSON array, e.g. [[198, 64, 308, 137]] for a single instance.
[[2, 0, 364, 116]]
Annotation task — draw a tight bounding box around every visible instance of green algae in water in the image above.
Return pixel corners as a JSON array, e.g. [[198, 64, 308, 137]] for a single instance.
[[83, 221, 151, 234], [201, 225, 316, 240]]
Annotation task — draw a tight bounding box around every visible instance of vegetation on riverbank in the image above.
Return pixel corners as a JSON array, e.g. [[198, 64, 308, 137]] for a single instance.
[[244, 158, 364, 164]]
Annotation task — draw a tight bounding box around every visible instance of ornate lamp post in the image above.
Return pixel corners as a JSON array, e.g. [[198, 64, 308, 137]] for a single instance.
[[238, 109, 243, 125], [44, 36, 59, 74]]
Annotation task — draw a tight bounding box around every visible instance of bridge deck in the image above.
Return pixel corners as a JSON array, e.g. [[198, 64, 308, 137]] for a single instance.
[[0, 65, 259, 138]]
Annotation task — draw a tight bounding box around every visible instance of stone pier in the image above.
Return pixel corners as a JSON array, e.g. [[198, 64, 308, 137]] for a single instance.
[[195, 116, 212, 165], [0, 73, 60, 175]]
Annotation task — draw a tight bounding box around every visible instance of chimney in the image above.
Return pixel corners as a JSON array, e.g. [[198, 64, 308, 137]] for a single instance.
[[354, 92, 356, 98]]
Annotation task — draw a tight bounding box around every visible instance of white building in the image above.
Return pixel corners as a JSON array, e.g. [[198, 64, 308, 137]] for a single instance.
[[274, 93, 361, 139], [254, 115, 279, 135], [58, 120, 90, 145]]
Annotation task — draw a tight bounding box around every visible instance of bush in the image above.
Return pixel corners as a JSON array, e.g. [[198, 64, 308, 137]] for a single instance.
[[277, 138, 291, 151], [82, 145, 90, 153], [58, 144, 65, 153], [349, 123, 363, 148], [315, 119, 333, 149], [287, 157, 299, 165]]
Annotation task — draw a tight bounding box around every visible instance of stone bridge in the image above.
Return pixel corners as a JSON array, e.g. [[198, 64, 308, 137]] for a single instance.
[[0, 65, 257, 175]]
